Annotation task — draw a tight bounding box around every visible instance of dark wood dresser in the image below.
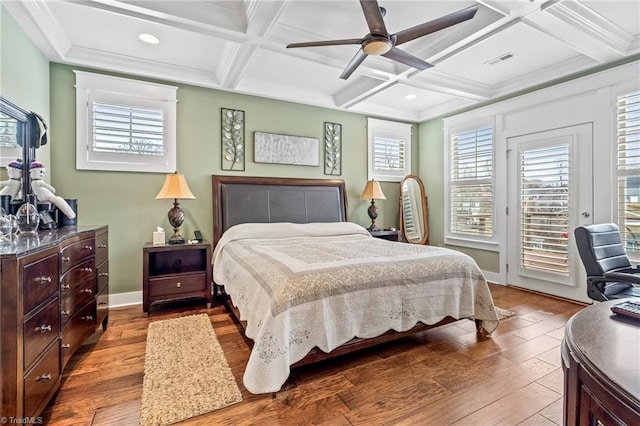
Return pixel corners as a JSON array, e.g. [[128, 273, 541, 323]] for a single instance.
[[562, 299, 640, 425], [0, 226, 109, 420]]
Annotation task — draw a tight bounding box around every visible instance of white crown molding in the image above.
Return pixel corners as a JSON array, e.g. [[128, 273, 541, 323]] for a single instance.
[[66, 46, 220, 88], [543, 1, 635, 54], [219, 42, 259, 90], [5, 0, 71, 61]]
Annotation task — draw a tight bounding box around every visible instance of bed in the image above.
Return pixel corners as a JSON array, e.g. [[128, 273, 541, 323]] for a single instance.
[[211, 175, 499, 394]]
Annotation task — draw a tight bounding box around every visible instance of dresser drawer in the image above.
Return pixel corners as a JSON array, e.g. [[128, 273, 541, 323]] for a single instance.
[[95, 230, 108, 266], [60, 259, 95, 296], [23, 298, 59, 369], [23, 341, 60, 418], [61, 301, 96, 369], [148, 272, 206, 297], [60, 238, 95, 274], [60, 280, 97, 326], [23, 253, 59, 313], [96, 284, 109, 328], [97, 260, 109, 293]]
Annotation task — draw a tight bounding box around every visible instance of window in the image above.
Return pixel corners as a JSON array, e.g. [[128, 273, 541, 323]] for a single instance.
[[0, 110, 21, 166], [75, 71, 178, 173], [448, 126, 494, 239], [367, 118, 412, 182], [616, 90, 640, 259]]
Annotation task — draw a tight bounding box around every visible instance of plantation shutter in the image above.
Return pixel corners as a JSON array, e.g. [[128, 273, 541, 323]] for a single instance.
[[617, 90, 640, 256], [373, 137, 405, 173], [91, 101, 164, 156], [0, 112, 19, 148], [519, 144, 570, 275], [450, 127, 494, 236]]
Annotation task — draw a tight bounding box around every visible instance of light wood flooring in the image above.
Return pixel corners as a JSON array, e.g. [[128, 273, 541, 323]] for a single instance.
[[41, 284, 585, 425]]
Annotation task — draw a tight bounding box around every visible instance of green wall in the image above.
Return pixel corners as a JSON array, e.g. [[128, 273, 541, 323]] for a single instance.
[[0, 6, 50, 177], [49, 63, 417, 295]]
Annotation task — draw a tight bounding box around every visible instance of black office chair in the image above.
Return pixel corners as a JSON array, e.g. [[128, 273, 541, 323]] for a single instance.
[[574, 223, 640, 301]]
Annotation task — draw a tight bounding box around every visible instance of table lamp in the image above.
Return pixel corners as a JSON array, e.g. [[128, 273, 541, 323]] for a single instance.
[[360, 179, 386, 231], [155, 172, 195, 244]]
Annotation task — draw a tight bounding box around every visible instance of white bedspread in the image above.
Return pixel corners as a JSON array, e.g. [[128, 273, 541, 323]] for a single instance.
[[212, 222, 498, 394]]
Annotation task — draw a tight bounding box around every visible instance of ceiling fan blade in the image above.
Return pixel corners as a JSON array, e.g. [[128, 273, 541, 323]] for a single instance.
[[393, 5, 479, 46], [383, 47, 432, 70], [360, 0, 388, 36], [340, 48, 367, 80], [287, 38, 364, 49]]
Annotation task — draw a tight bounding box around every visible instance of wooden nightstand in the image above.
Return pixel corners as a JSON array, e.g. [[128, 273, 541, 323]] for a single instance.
[[369, 229, 400, 241], [142, 242, 212, 316]]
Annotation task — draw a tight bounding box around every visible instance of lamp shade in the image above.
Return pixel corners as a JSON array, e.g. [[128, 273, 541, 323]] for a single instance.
[[360, 180, 386, 200], [155, 173, 196, 200]]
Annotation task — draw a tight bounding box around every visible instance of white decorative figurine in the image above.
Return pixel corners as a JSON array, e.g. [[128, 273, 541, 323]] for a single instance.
[[29, 161, 76, 219], [0, 159, 24, 200]]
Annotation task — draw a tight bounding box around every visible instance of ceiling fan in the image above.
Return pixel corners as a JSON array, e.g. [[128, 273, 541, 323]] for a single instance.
[[286, 0, 479, 80]]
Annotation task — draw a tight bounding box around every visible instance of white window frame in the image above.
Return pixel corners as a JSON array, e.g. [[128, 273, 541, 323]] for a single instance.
[[367, 118, 412, 182], [444, 118, 498, 250], [75, 71, 178, 173]]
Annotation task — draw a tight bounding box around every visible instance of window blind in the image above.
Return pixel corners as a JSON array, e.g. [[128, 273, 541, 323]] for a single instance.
[[450, 127, 493, 236], [617, 90, 640, 255], [92, 101, 164, 156], [519, 145, 570, 275], [373, 137, 405, 172]]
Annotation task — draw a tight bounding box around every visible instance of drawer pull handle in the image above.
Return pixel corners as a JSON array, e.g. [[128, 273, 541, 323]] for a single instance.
[[36, 325, 52, 333], [61, 310, 70, 316], [82, 315, 94, 321], [176, 282, 181, 288], [37, 276, 52, 283], [98, 244, 107, 249], [61, 284, 70, 290], [61, 344, 70, 349], [98, 302, 108, 306], [84, 245, 94, 251], [83, 267, 94, 273], [99, 272, 109, 277], [62, 256, 70, 262], [83, 288, 93, 294], [36, 373, 52, 381]]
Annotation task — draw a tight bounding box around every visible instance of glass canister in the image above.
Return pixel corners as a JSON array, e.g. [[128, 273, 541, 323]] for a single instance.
[[16, 194, 40, 235]]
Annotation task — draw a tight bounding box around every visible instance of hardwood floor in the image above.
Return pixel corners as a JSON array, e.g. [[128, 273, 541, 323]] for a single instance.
[[41, 284, 585, 425]]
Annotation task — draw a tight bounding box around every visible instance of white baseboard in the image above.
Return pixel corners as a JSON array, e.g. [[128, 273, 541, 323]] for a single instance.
[[483, 271, 503, 285], [109, 291, 142, 308]]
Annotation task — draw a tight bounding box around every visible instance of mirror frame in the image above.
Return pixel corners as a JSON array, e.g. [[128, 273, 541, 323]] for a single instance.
[[399, 174, 429, 245], [0, 96, 36, 202]]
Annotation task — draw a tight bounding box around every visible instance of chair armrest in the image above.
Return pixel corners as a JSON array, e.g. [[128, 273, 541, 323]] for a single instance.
[[604, 271, 640, 284]]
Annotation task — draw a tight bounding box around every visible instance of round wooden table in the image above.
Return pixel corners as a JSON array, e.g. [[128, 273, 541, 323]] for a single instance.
[[562, 299, 640, 425]]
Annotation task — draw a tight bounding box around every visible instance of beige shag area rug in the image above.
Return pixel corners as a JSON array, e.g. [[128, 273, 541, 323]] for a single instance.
[[140, 314, 242, 426]]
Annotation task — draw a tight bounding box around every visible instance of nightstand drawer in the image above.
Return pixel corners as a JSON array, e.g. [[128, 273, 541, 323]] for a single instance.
[[23, 253, 59, 313], [23, 298, 59, 369], [148, 272, 206, 297]]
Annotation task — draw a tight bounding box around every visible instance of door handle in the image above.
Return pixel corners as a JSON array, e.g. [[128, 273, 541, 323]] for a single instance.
[[581, 212, 590, 217]]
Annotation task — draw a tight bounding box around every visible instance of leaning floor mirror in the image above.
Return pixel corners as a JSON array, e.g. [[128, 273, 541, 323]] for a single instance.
[[400, 174, 429, 244]]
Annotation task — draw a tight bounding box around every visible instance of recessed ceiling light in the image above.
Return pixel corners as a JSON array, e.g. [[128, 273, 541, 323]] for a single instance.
[[405, 94, 417, 100], [138, 33, 160, 45]]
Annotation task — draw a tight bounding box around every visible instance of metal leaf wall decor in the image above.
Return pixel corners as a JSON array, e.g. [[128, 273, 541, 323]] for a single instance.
[[324, 122, 341, 175], [221, 108, 245, 171]]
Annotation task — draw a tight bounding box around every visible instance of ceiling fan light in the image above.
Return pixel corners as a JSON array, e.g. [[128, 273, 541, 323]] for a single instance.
[[363, 39, 392, 56]]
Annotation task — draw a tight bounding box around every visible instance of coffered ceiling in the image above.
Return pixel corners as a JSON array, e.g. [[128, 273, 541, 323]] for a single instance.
[[4, 0, 639, 122]]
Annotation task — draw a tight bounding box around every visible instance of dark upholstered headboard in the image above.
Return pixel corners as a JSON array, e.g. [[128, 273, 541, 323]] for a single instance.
[[211, 176, 348, 246]]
